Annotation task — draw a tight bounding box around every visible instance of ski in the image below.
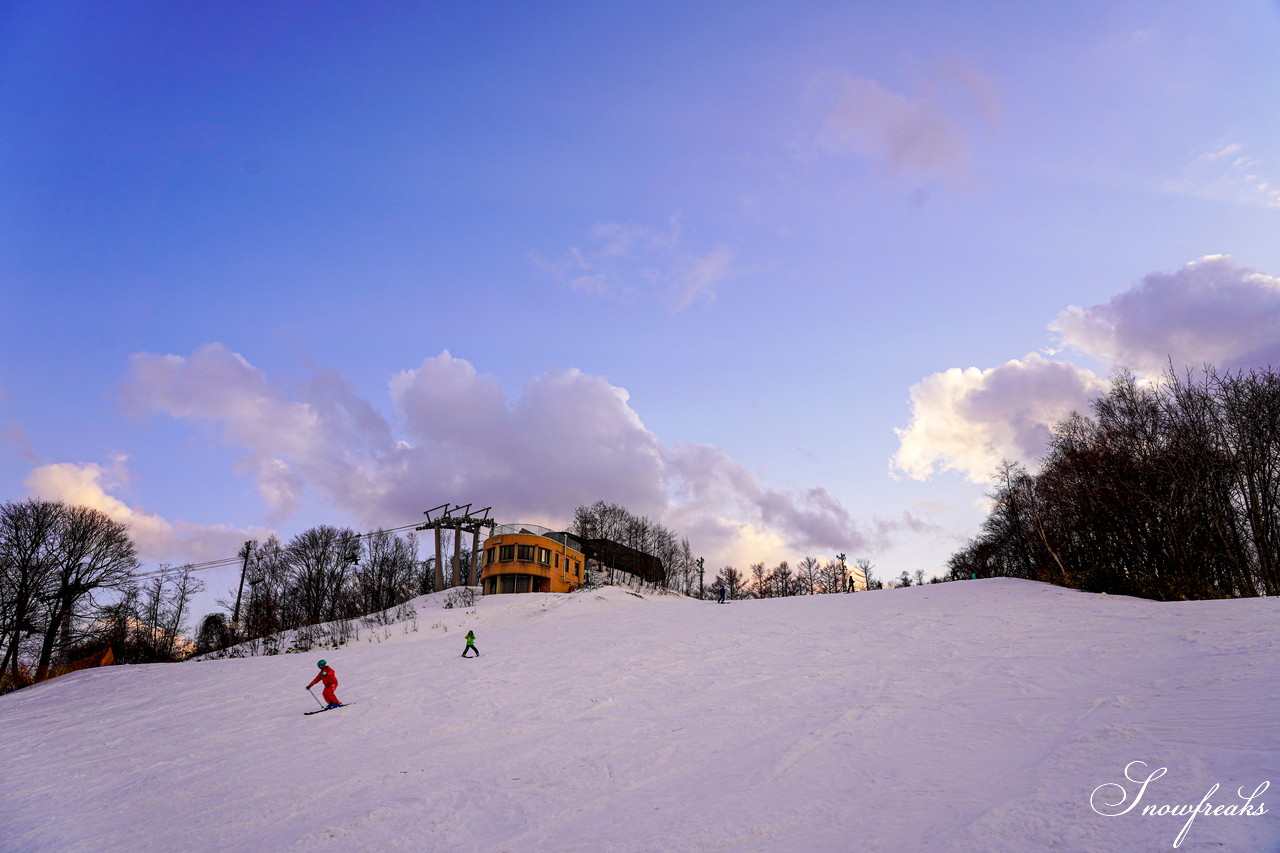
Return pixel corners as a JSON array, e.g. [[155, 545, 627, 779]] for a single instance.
[[304, 703, 349, 715]]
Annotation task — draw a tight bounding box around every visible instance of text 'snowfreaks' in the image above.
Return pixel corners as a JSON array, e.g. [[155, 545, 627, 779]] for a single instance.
[[1090, 760, 1269, 848]]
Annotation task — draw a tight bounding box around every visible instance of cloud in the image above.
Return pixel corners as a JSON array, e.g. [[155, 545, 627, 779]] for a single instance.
[[817, 64, 999, 190], [1, 422, 39, 465], [892, 353, 1109, 483], [123, 346, 877, 566], [894, 256, 1280, 484], [1166, 143, 1280, 209], [122, 343, 396, 521], [664, 442, 869, 559], [385, 355, 668, 519], [1051, 255, 1280, 376], [0, 380, 40, 465], [536, 216, 734, 311], [23, 456, 269, 565]]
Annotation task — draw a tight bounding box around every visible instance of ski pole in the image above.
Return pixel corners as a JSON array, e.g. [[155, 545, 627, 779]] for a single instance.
[[307, 686, 325, 708]]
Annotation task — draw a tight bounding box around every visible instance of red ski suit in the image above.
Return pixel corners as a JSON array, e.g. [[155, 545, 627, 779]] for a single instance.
[[307, 665, 339, 706]]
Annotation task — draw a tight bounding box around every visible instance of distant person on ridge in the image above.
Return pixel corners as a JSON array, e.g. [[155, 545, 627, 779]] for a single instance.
[[462, 630, 479, 657], [307, 659, 341, 708], [718, 585, 727, 604]]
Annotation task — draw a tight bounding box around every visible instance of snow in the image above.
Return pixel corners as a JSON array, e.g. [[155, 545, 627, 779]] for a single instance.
[[1, 579, 1277, 852]]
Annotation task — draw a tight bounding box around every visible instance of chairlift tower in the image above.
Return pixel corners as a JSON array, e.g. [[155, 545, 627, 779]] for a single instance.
[[417, 504, 496, 589]]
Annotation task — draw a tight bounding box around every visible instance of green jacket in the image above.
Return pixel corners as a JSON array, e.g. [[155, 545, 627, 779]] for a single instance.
[[465, 631, 475, 645]]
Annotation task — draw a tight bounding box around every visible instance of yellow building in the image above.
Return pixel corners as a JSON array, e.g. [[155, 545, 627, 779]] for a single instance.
[[480, 524, 585, 595]]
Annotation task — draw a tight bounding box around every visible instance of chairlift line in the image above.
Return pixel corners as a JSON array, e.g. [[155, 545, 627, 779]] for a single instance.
[[133, 520, 425, 579]]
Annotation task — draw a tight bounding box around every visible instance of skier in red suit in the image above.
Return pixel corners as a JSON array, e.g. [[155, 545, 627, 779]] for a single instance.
[[307, 659, 341, 708]]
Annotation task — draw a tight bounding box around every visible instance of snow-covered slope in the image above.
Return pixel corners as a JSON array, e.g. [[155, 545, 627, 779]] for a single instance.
[[1, 579, 1276, 852]]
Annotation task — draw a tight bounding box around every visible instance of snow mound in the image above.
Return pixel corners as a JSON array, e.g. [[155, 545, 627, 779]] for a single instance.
[[1, 579, 1276, 852]]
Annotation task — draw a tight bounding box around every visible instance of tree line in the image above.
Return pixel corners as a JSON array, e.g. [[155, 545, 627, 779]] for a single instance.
[[570, 500, 698, 592], [0, 500, 440, 683], [198, 526, 429, 654], [571, 499, 874, 599], [948, 365, 1280, 600], [708, 556, 877, 600]]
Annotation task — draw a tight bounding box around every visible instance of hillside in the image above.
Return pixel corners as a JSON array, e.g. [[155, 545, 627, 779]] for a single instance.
[[1, 579, 1276, 852]]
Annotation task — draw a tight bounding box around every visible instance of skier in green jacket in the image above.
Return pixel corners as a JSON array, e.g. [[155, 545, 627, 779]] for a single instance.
[[462, 629, 479, 658]]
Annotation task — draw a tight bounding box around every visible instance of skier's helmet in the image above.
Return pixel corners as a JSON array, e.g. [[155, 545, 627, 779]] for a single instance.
[[317, 659, 326, 668]]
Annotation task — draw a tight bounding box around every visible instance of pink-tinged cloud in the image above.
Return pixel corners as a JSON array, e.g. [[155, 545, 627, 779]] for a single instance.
[[893, 353, 1109, 483], [23, 456, 270, 565], [122, 343, 396, 521], [385, 354, 668, 520], [2, 422, 39, 465], [1051, 255, 1280, 376], [0, 381, 41, 465], [819, 66, 998, 190], [122, 346, 880, 566]]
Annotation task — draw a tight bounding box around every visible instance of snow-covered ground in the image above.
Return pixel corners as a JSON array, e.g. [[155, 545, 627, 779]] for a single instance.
[[1, 579, 1276, 852]]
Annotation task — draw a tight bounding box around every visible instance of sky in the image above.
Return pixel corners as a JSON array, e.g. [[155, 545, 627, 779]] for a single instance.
[[3, 1, 1280, 613]]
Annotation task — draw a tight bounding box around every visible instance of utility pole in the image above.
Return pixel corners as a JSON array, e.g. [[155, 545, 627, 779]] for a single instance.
[[697, 557, 705, 599], [837, 552, 847, 592], [231, 540, 254, 634]]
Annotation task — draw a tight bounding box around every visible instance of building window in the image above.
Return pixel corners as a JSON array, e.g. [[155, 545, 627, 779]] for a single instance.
[[486, 547, 495, 565], [574, 560, 581, 578], [517, 544, 536, 562], [537, 547, 551, 565], [499, 545, 515, 562], [502, 575, 516, 593], [515, 575, 530, 593], [555, 553, 560, 569]]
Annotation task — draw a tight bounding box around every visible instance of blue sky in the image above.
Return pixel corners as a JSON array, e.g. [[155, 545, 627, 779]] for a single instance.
[[3, 1, 1280, 607]]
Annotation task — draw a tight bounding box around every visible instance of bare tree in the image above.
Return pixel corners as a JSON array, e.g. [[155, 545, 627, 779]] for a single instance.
[[771, 561, 795, 597], [355, 529, 417, 615], [797, 556, 821, 595], [818, 559, 844, 593], [714, 565, 746, 600], [855, 558, 877, 590], [286, 526, 361, 626], [243, 535, 289, 639], [161, 565, 203, 660], [0, 500, 62, 679], [34, 504, 138, 670]]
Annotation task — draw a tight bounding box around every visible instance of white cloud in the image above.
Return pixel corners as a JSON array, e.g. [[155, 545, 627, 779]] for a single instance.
[[122, 346, 881, 568], [536, 216, 734, 311], [892, 353, 1108, 483], [895, 256, 1280, 484], [23, 456, 269, 565], [1051, 255, 1280, 376], [1166, 143, 1280, 209]]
